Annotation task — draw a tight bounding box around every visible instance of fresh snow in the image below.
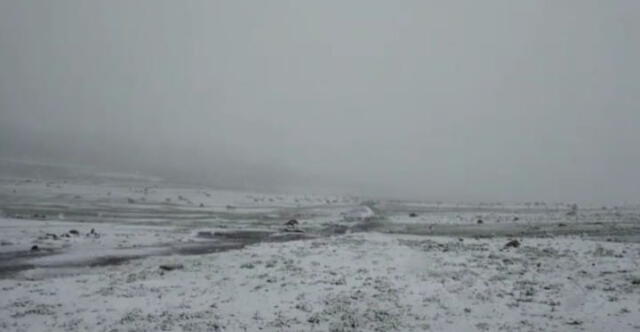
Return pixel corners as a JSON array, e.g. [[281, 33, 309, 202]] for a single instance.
[[1, 170, 640, 331]]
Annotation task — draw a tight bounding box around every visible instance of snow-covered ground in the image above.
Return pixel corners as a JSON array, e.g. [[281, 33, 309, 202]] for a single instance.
[[1, 232, 640, 331], [1, 162, 640, 331]]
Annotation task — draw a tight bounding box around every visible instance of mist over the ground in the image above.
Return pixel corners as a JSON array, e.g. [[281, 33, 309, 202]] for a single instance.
[[1, 1, 639, 203]]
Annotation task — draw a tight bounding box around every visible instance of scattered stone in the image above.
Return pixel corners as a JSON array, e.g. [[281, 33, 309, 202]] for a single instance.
[[159, 264, 184, 272], [475, 322, 490, 331], [283, 228, 304, 233], [30, 245, 39, 251], [558, 223, 568, 227], [196, 231, 215, 238], [322, 224, 349, 235], [477, 219, 483, 224], [513, 217, 519, 221], [127, 198, 136, 204], [409, 213, 418, 218], [631, 278, 640, 285], [285, 219, 299, 227], [265, 260, 277, 268], [199, 203, 205, 208], [503, 239, 521, 249], [566, 320, 583, 326], [69, 229, 80, 236], [295, 302, 312, 313], [45, 233, 58, 240]]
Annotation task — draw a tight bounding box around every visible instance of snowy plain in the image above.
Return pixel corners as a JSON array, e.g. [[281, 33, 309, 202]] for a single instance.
[[1, 161, 640, 331]]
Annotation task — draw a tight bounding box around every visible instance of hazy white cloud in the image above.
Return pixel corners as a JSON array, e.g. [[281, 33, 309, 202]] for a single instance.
[[1, 0, 639, 203]]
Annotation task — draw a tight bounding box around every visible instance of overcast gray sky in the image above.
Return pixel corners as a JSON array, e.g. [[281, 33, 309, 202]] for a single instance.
[[1, 1, 638, 203]]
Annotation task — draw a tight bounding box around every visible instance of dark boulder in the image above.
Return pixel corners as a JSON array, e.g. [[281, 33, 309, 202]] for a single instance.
[[87, 228, 100, 238], [285, 219, 299, 227], [504, 239, 521, 249], [159, 264, 184, 271]]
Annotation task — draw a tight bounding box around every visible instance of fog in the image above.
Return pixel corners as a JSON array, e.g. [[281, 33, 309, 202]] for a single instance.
[[1, 1, 638, 203]]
